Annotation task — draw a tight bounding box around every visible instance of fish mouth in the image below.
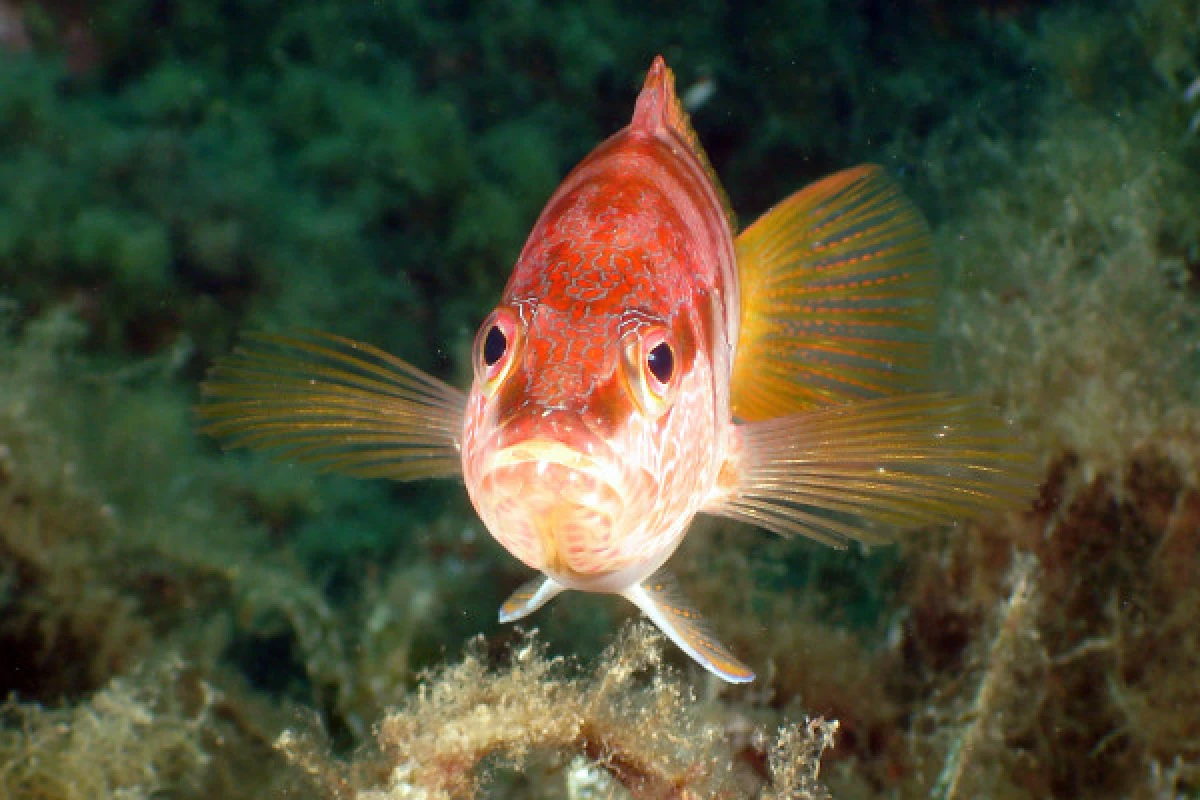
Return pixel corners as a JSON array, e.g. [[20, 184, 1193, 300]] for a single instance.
[[482, 437, 626, 514], [487, 438, 612, 476], [477, 432, 634, 578], [487, 408, 617, 464], [479, 409, 627, 500]]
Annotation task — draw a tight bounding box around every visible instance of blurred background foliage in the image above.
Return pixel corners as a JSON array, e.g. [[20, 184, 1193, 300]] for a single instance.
[[1, 0, 1054, 368]]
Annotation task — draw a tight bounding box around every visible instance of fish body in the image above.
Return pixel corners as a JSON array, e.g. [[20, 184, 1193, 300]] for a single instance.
[[462, 59, 736, 593], [200, 57, 1033, 683]]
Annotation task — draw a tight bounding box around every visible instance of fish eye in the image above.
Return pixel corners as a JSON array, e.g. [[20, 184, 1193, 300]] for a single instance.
[[646, 341, 674, 386], [474, 308, 520, 396], [620, 326, 678, 418], [483, 324, 507, 367]]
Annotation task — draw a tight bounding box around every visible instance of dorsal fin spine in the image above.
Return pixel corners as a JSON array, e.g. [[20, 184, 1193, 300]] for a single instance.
[[632, 56, 737, 233]]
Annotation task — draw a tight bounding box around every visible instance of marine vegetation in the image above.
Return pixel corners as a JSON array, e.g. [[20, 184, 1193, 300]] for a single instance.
[[0, 0, 1199, 798]]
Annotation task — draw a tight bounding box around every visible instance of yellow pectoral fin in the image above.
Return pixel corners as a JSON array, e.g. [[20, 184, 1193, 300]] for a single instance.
[[624, 572, 755, 684], [197, 330, 468, 481], [732, 165, 937, 421], [707, 394, 1037, 548]]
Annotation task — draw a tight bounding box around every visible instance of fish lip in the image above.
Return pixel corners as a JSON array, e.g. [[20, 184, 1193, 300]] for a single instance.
[[481, 436, 623, 494], [486, 408, 618, 466], [486, 438, 607, 473], [480, 411, 627, 504]]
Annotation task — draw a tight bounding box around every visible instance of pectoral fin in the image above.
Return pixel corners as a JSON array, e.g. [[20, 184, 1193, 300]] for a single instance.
[[732, 165, 936, 420], [198, 330, 467, 481], [498, 575, 564, 624], [706, 393, 1037, 547], [623, 571, 754, 683]]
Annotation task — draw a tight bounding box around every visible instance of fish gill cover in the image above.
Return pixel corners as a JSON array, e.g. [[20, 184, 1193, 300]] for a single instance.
[[0, 1, 1199, 798]]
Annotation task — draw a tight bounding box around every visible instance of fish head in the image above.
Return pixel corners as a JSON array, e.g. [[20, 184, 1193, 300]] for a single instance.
[[461, 294, 721, 589]]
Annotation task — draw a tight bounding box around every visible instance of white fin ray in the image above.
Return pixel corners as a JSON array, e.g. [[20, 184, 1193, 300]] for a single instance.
[[623, 570, 754, 683]]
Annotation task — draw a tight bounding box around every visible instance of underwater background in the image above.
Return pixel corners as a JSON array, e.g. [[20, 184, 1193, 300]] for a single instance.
[[1, 0, 1199, 797]]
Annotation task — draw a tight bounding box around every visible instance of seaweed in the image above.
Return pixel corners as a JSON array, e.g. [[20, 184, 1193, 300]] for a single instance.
[[277, 624, 837, 800], [0, 660, 212, 800]]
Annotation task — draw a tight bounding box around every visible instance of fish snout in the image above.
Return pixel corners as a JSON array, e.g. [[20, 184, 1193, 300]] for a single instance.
[[483, 408, 623, 509], [489, 408, 613, 461], [472, 410, 638, 578]]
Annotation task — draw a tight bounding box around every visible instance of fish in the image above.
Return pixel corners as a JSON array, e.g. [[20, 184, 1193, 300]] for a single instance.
[[198, 56, 1034, 683]]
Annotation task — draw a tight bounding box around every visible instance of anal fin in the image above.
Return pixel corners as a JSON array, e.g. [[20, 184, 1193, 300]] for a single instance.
[[623, 571, 754, 684], [498, 575, 564, 624]]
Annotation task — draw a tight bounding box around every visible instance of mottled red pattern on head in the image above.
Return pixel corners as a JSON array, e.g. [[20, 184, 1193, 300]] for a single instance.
[[503, 174, 694, 409]]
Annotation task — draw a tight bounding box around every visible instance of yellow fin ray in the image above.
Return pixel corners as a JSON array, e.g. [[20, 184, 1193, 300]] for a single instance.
[[197, 331, 467, 480], [731, 165, 936, 420], [707, 394, 1036, 548]]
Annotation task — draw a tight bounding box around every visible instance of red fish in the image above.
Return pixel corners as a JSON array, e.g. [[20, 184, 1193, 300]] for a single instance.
[[199, 56, 1033, 683]]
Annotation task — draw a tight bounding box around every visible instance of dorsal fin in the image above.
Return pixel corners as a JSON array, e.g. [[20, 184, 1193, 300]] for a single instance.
[[631, 55, 736, 232]]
